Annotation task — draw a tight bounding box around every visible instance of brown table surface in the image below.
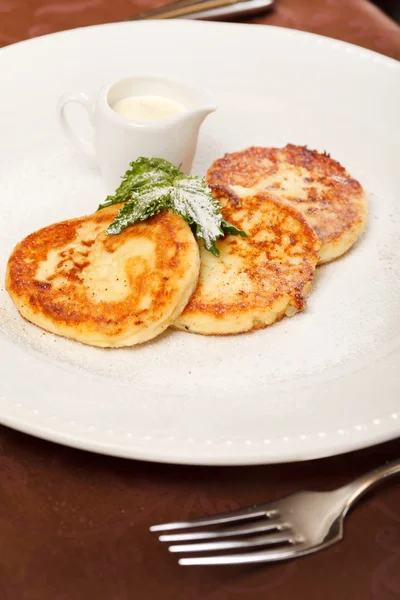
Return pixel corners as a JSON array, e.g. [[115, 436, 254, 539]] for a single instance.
[[0, 0, 400, 59], [1, 1, 400, 599]]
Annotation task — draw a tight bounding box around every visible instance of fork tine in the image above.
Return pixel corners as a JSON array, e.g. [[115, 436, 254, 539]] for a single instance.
[[179, 545, 303, 566], [150, 506, 276, 532], [169, 530, 295, 553], [158, 517, 288, 543]]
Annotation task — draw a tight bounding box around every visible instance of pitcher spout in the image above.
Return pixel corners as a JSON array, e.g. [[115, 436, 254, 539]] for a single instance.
[[182, 103, 217, 129], [93, 73, 218, 183]]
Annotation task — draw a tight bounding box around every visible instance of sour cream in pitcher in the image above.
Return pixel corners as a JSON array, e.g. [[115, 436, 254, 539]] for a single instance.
[[111, 95, 186, 121]]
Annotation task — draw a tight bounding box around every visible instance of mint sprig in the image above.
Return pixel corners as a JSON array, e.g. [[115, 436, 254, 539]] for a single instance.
[[98, 157, 246, 257]]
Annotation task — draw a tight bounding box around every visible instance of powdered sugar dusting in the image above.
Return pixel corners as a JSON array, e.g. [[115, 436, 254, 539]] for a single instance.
[[104, 158, 231, 251], [172, 178, 222, 249]]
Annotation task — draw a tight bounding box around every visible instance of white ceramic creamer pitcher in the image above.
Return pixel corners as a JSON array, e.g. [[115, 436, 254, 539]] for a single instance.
[[57, 74, 217, 192]]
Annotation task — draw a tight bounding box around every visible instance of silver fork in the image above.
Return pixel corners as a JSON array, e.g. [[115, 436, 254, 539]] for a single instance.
[[128, 0, 274, 20], [150, 458, 400, 565]]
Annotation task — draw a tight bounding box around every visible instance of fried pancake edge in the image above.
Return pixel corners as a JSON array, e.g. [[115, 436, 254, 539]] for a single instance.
[[174, 186, 320, 335], [206, 144, 368, 264], [6, 206, 200, 348]]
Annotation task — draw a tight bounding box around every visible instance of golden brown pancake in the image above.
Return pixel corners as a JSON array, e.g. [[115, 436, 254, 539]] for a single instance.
[[6, 205, 200, 347], [207, 145, 367, 264], [174, 186, 320, 335]]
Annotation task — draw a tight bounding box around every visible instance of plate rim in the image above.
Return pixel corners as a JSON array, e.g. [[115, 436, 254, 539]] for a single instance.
[[1, 410, 399, 465], [1, 19, 399, 72], [1, 19, 399, 465]]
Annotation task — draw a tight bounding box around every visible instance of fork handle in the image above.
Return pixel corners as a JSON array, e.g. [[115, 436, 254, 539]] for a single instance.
[[339, 458, 400, 515], [131, 0, 245, 20]]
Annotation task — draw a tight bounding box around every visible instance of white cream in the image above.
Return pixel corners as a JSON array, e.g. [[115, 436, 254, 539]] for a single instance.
[[111, 95, 186, 122]]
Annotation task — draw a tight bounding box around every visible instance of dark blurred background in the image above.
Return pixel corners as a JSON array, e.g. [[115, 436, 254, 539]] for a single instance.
[[374, 0, 400, 22]]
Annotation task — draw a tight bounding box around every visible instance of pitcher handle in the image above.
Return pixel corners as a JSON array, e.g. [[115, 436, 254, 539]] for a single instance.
[[57, 92, 96, 160]]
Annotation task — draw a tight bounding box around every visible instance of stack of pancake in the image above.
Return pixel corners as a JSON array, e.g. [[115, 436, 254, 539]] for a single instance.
[[6, 145, 367, 347]]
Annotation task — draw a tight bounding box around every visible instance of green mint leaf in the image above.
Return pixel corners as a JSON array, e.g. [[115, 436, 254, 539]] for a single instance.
[[221, 219, 248, 238], [106, 185, 171, 234], [204, 238, 220, 258], [170, 177, 223, 249], [98, 157, 180, 210], [100, 158, 246, 255]]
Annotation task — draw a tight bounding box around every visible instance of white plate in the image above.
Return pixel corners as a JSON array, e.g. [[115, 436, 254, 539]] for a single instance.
[[1, 21, 400, 465]]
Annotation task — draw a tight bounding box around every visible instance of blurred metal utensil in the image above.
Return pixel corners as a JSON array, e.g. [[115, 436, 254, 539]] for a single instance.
[[130, 0, 274, 21], [186, 0, 274, 20]]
